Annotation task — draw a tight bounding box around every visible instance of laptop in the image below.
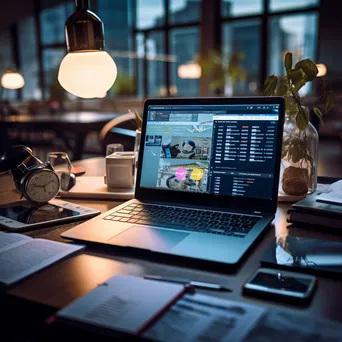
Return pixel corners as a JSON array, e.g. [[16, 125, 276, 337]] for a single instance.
[[62, 97, 284, 265]]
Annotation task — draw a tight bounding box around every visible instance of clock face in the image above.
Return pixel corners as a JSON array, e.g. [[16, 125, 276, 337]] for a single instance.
[[25, 169, 60, 203]]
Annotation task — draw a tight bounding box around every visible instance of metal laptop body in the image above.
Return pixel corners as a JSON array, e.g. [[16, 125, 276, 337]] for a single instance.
[[62, 97, 285, 266]]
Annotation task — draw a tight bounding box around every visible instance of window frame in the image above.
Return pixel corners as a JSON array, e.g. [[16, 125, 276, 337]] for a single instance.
[[133, 0, 201, 98], [220, 0, 321, 92]]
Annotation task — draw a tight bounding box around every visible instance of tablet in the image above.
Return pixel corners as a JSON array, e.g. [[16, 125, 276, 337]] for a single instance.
[[0, 199, 100, 231]]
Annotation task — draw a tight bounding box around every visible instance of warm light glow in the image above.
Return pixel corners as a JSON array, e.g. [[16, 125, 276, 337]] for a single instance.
[[177, 62, 201, 79], [316, 63, 327, 77], [58, 51, 117, 99], [1, 71, 25, 89], [96, 92, 107, 98]]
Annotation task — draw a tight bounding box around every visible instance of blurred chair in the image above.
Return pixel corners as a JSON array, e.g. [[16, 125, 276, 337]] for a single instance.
[[99, 112, 137, 154]]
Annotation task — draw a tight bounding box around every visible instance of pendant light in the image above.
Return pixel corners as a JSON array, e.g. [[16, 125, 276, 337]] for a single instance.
[[58, 0, 117, 99], [1, 68, 25, 90]]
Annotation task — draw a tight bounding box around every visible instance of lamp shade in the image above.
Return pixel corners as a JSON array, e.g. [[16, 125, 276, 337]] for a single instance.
[[58, 51, 117, 99], [1, 70, 25, 89]]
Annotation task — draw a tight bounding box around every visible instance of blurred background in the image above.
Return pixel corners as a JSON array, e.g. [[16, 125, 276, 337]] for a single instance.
[[0, 0, 341, 177]]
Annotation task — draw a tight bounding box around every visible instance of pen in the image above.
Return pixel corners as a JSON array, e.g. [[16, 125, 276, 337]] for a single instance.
[[143, 275, 232, 292]]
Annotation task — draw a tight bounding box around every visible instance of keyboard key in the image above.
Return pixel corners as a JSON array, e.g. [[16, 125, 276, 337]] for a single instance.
[[137, 219, 150, 225], [113, 213, 132, 218], [117, 210, 132, 214], [103, 203, 259, 238], [111, 216, 121, 221]]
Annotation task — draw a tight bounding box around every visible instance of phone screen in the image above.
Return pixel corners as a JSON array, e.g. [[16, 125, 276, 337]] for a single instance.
[[250, 272, 313, 294]]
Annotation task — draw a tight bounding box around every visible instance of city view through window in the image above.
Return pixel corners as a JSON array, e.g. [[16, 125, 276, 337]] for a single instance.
[[0, 0, 320, 100]]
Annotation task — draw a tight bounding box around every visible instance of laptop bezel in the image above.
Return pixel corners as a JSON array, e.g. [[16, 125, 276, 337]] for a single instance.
[[135, 97, 284, 214]]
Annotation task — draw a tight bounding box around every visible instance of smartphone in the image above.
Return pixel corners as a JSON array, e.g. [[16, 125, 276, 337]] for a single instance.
[[243, 268, 317, 304]]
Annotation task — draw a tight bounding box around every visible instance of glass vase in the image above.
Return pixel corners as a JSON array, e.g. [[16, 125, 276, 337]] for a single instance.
[[279, 111, 319, 196]]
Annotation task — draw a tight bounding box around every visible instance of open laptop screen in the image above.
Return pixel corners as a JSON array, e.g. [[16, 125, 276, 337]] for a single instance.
[[140, 103, 280, 200]]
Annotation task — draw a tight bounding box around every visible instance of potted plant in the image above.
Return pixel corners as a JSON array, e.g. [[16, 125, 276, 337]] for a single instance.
[[263, 52, 334, 196]]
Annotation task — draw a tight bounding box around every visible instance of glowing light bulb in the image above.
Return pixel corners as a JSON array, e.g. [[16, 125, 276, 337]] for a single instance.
[[1, 71, 25, 89], [58, 51, 117, 99], [316, 63, 327, 77]]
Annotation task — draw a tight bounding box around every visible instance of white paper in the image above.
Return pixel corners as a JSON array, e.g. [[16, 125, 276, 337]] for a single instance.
[[57, 275, 185, 335], [244, 309, 342, 341], [316, 180, 342, 204], [144, 293, 266, 342], [0, 231, 32, 252], [0, 239, 84, 286]]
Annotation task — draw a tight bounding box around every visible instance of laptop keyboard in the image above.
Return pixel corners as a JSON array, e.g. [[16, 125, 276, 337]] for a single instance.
[[103, 203, 261, 238]]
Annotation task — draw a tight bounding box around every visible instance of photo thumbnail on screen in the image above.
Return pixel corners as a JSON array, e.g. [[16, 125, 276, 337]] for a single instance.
[[146, 135, 162, 146], [160, 137, 211, 160], [156, 160, 208, 193]]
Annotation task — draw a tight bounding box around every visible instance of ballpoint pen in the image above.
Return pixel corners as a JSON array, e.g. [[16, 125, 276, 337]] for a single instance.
[[143, 275, 232, 292]]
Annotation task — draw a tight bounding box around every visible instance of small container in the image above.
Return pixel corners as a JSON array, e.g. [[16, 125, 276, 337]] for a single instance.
[[106, 143, 124, 156], [105, 152, 136, 189]]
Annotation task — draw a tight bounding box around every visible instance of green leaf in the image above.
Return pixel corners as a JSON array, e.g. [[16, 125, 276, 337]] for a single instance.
[[296, 108, 309, 130], [276, 77, 288, 96], [325, 92, 335, 114], [294, 59, 318, 81], [288, 103, 298, 115], [285, 52, 293, 72], [284, 93, 290, 112], [263, 75, 278, 96], [288, 68, 306, 83], [313, 107, 323, 124]]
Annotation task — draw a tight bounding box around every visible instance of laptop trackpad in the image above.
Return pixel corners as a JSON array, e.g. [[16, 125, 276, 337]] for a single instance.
[[109, 226, 189, 252]]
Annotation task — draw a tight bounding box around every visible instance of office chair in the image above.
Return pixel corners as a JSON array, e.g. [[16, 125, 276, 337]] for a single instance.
[[99, 111, 137, 154]]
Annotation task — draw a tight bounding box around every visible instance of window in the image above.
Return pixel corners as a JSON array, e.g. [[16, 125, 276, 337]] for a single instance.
[[148, 32, 167, 96], [136, 0, 165, 29], [170, 27, 200, 97], [222, 0, 263, 17], [40, 2, 74, 45], [42, 48, 65, 100], [221, 0, 320, 94], [134, 0, 201, 97], [0, 29, 16, 100], [270, 0, 319, 12], [223, 20, 261, 95], [97, 0, 134, 96], [170, 0, 201, 24], [18, 17, 40, 100]]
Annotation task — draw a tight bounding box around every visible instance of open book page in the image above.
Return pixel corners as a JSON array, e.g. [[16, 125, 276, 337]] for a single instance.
[[0, 232, 32, 253], [0, 239, 85, 286], [57, 275, 185, 335], [244, 309, 342, 341], [143, 293, 266, 342]]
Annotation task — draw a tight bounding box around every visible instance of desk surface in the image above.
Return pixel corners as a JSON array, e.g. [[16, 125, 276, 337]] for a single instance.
[[1, 157, 342, 326]]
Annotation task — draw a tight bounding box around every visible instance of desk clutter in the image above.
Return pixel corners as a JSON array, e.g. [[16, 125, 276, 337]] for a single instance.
[[287, 180, 342, 229], [261, 235, 342, 276], [49, 274, 342, 341], [0, 232, 84, 287]]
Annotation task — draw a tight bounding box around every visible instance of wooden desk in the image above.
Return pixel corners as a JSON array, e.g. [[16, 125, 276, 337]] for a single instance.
[[1, 157, 342, 338], [1, 112, 119, 160]]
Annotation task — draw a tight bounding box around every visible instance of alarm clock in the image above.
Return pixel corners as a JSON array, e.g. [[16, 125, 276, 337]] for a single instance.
[[0, 145, 61, 204]]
